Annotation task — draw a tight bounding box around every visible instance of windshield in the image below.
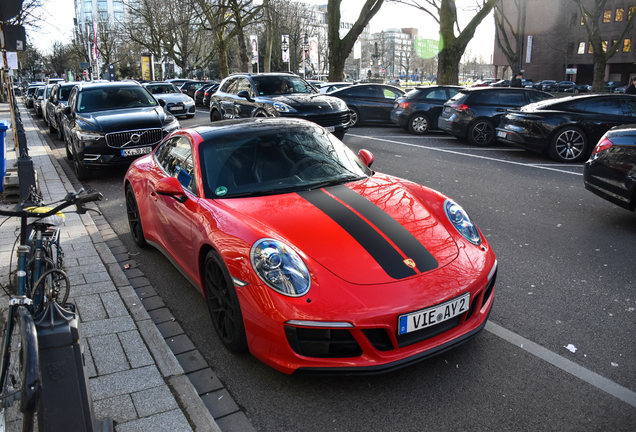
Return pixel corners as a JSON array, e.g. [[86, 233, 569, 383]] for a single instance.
[[252, 76, 317, 96], [146, 84, 180, 95], [59, 86, 74, 101], [77, 86, 158, 112], [199, 124, 372, 198]]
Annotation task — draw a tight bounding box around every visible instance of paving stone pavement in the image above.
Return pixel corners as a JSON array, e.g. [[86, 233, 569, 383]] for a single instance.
[[0, 99, 256, 432]]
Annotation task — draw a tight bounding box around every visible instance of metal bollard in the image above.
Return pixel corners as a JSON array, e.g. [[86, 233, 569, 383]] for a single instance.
[[35, 302, 112, 432]]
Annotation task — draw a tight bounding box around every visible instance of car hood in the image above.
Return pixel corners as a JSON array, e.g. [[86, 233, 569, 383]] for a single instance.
[[154, 93, 192, 104], [78, 107, 169, 132], [219, 175, 459, 285], [263, 94, 346, 113]]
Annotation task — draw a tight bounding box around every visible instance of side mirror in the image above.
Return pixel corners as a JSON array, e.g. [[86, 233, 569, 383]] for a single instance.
[[358, 149, 374, 168], [64, 106, 72, 115], [155, 176, 188, 203], [237, 90, 253, 102], [157, 98, 166, 107]]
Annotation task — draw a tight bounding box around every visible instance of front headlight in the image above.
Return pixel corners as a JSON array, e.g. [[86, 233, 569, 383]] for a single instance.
[[272, 101, 297, 113], [333, 98, 348, 111], [76, 130, 103, 148], [163, 118, 180, 133], [444, 199, 482, 245], [250, 238, 311, 297]]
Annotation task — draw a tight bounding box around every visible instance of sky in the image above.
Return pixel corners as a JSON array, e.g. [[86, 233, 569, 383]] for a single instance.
[[32, 0, 496, 61]]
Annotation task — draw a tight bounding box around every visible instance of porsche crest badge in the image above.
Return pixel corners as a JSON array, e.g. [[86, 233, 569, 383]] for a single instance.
[[404, 258, 416, 268]]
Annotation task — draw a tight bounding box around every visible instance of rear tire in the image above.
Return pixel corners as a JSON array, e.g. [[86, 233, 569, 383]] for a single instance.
[[349, 107, 360, 127], [548, 126, 588, 162], [126, 185, 148, 248], [203, 250, 247, 353], [467, 119, 495, 146], [210, 109, 221, 122], [408, 114, 430, 135]]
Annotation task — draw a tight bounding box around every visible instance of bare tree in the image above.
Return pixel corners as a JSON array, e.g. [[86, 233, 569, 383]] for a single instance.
[[326, 0, 385, 81], [396, 0, 499, 85], [575, 0, 636, 91]]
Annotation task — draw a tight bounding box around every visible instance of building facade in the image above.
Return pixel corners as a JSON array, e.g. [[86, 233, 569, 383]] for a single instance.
[[493, 0, 636, 85]]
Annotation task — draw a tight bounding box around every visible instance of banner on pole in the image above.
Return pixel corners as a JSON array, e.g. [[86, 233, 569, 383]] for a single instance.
[[282, 35, 290, 62], [250, 35, 258, 64], [93, 22, 98, 59], [353, 36, 361, 60]]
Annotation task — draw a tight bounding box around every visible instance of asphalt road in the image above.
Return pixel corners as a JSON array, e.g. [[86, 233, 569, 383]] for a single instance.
[[38, 106, 635, 431]]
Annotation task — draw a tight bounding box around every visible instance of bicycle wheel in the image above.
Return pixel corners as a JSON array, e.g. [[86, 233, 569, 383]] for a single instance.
[[31, 269, 70, 308], [0, 307, 41, 432]]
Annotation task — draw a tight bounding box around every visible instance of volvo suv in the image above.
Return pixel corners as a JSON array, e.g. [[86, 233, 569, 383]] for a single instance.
[[61, 81, 181, 180], [209, 73, 350, 139]]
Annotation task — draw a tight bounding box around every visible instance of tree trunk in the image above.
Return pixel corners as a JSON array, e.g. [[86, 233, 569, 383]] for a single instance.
[[437, 46, 461, 84], [592, 52, 607, 92], [217, 34, 229, 78]]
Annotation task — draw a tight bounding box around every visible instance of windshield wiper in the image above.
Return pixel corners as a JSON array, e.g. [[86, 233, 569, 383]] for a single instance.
[[307, 175, 365, 190]]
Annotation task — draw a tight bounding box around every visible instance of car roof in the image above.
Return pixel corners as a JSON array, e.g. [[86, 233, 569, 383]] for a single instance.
[[189, 118, 319, 141], [75, 81, 143, 90]]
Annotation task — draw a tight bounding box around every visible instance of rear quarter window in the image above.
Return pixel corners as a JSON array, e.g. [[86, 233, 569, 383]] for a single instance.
[[467, 91, 499, 105]]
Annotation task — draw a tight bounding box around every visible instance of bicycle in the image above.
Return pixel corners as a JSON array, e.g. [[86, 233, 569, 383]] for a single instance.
[[0, 189, 102, 431]]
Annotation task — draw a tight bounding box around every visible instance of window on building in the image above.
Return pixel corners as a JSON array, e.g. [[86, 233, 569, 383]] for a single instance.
[[616, 8, 624, 21], [604, 9, 611, 22], [631, 6, 636, 19], [578, 42, 585, 54], [84, 11, 92, 21], [624, 38, 632, 52], [588, 43, 594, 53], [581, 14, 587, 25], [97, 0, 107, 11], [602, 41, 608, 52]]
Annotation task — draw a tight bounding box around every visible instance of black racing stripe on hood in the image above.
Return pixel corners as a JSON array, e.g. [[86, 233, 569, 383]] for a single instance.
[[298, 189, 417, 280], [329, 185, 439, 273]]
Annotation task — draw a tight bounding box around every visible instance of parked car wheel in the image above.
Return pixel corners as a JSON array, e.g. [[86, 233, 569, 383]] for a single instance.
[[210, 109, 221, 122], [349, 107, 360, 127], [125, 185, 148, 248], [49, 122, 55, 134], [467, 119, 495, 146], [549, 126, 588, 162], [408, 113, 430, 135], [73, 153, 91, 181], [203, 250, 248, 353]]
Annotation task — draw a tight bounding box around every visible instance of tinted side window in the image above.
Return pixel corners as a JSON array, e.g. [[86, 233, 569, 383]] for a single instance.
[[468, 91, 499, 105], [235, 78, 253, 96], [425, 89, 449, 100], [498, 91, 525, 106], [620, 98, 636, 116], [381, 87, 401, 99], [155, 136, 197, 194], [584, 99, 624, 115], [220, 78, 237, 93], [527, 91, 552, 103], [448, 89, 460, 99]]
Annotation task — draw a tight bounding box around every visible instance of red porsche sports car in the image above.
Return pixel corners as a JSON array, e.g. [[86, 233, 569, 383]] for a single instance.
[[124, 118, 497, 375]]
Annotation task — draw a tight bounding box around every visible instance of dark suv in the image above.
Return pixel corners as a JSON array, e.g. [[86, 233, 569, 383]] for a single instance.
[[437, 87, 553, 145], [390, 85, 462, 134], [209, 73, 350, 139], [61, 81, 181, 180]]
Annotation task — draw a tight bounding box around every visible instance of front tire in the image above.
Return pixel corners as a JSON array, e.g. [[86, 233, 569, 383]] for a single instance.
[[548, 127, 588, 162], [203, 250, 247, 353], [210, 109, 221, 122], [467, 119, 495, 146], [73, 152, 91, 181], [126, 185, 148, 248], [408, 114, 430, 135], [349, 107, 360, 127]]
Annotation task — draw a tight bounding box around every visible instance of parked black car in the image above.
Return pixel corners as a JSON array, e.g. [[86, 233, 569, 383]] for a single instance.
[[550, 81, 577, 92], [496, 94, 636, 162], [562, 83, 592, 93], [201, 84, 219, 107], [34, 85, 53, 118], [583, 125, 636, 211], [437, 87, 553, 146], [60, 81, 181, 180], [525, 80, 551, 90], [489, 79, 511, 87], [180, 80, 213, 99], [194, 83, 217, 106], [329, 83, 404, 127], [209, 73, 350, 139], [390, 85, 462, 134], [24, 85, 43, 108], [605, 81, 625, 92], [45, 82, 76, 140]]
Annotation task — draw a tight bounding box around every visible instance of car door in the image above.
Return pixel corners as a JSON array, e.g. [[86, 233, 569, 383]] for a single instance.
[[492, 90, 527, 123], [216, 78, 238, 119], [46, 85, 58, 126], [420, 87, 457, 124], [376, 86, 404, 122], [148, 135, 198, 279], [232, 78, 258, 118], [582, 97, 636, 142]]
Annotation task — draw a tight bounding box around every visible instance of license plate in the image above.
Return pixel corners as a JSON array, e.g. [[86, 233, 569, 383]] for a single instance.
[[398, 293, 470, 335], [326, 126, 335, 132], [168, 107, 184, 113], [122, 146, 152, 157], [497, 131, 507, 138]]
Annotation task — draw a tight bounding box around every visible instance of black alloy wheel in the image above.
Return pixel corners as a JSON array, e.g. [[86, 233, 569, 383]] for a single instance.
[[73, 150, 91, 181], [549, 127, 588, 162], [408, 113, 430, 135], [125, 185, 148, 248], [467, 119, 495, 146], [210, 109, 222, 122], [203, 250, 247, 353]]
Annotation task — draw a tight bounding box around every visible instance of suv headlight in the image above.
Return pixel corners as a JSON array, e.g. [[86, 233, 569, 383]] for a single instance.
[[250, 238, 311, 297], [333, 98, 348, 111], [76, 131, 103, 148], [444, 199, 482, 245], [272, 101, 297, 113], [163, 118, 180, 133]]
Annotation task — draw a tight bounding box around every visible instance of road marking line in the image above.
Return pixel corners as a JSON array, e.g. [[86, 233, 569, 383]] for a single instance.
[[347, 134, 584, 176], [486, 322, 636, 407]]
